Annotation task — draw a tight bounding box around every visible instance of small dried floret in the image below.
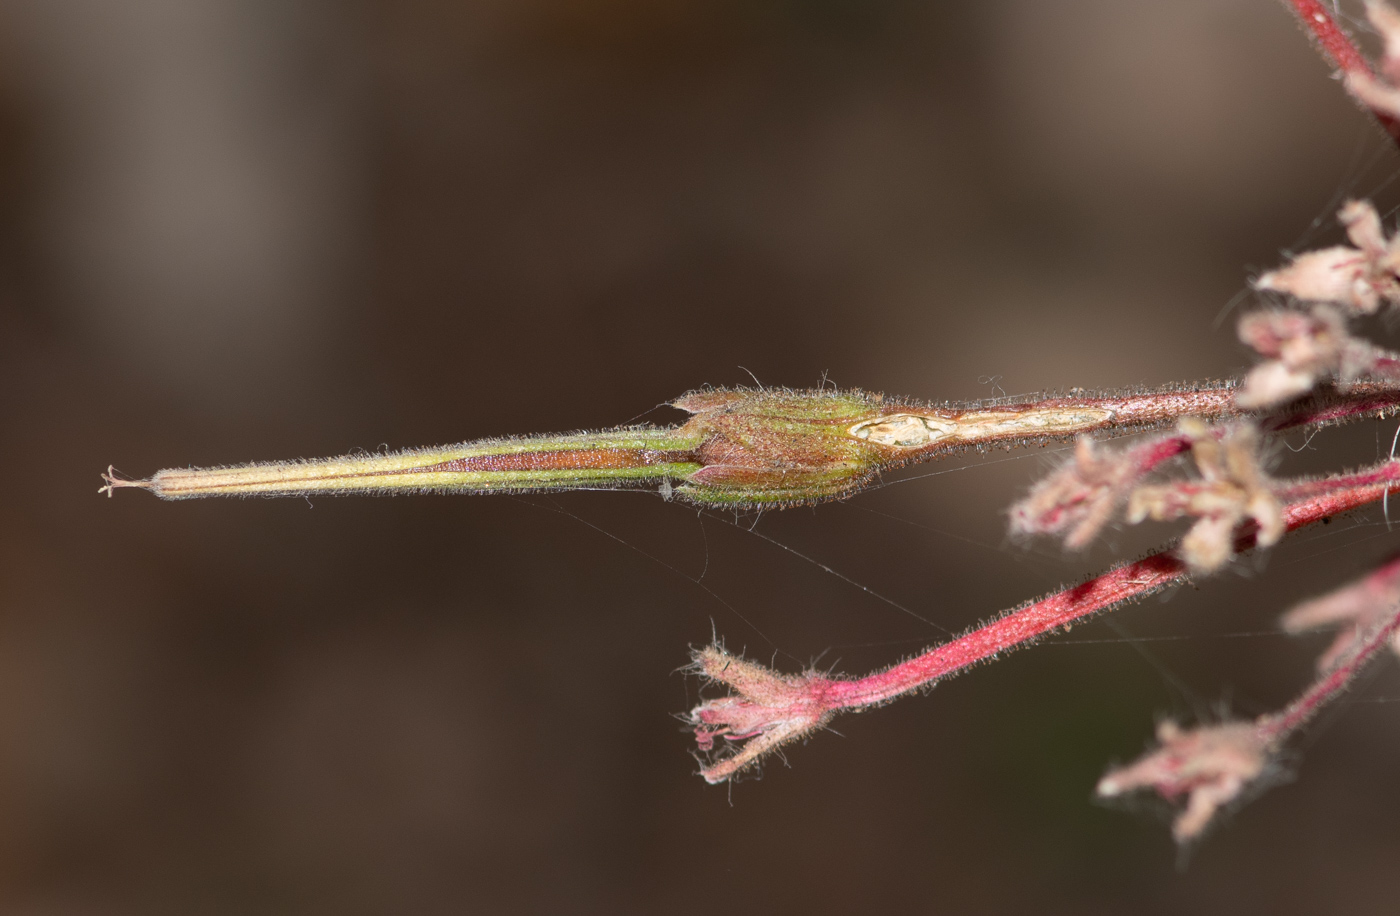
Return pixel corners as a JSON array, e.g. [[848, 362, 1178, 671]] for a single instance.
[[1347, 70, 1400, 121], [1237, 307, 1345, 407], [1235, 305, 1394, 408], [1011, 418, 1291, 568], [1008, 431, 1197, 549], [1097, 720, 1272, 843], [1338, 198, 1389, 259], [1255, 246, 1378, 312], [1281, 555, 1400, 671], [1254, 200, 1400, 313], [1127, 420, 1282, 573], [1008, 437, 1127, 549], [688, 646, 833, 783]]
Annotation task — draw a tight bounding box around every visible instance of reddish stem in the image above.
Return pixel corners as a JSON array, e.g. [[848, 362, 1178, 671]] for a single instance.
[[1286, 0, 1400, 144], [831, 461, 1400, 708], [1274, 459, 1400, 502], [826, 554, 1183, 708], [1272, 384, 1400, 429], [1289, 0, 1374, 72]]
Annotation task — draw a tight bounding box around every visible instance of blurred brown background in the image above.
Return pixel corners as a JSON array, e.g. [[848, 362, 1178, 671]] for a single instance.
[[2, 0, 1399, 913]]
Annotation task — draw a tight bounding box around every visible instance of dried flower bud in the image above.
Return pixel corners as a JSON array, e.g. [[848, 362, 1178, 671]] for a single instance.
[[1281, 554, 1400, 671], [1236, 307, 1342, 407], [1238, 305, 1338, 362], [1097, 720, 1272, 843], [1127, 421, 1282, 573], [1339, 198, 1388, 257], [688, 646, 833, 783], [1236, 360, 1315, 409], [1347, 69, 1400, 121]]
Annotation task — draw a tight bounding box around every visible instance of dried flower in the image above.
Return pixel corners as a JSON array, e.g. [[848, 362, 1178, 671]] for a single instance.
[[1369, 0, 1400, 82], [1096, 720, 1272, 842], [1009, 433, 1188, 549], [688, 646, 834, 783], [1099, 552, 1400, 844], [1255, 246, 1378, 312], [1305, 1, 1400, 311], [1281, 554, 1400, 671], [1127, 420, 1282, 573], [1235, 304, 1396, 408], [1254, 201, 1400, 313]]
